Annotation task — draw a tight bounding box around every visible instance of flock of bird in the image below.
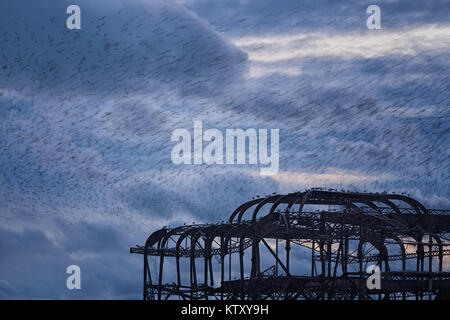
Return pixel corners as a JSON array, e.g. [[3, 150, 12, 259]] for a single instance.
[[0, 0, 449, 229]]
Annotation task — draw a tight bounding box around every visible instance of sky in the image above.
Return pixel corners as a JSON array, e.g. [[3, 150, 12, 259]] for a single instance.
[[0, 0, 449, 299]]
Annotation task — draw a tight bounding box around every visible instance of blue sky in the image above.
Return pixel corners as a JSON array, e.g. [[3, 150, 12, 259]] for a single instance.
[[0, 0, 449, 298]]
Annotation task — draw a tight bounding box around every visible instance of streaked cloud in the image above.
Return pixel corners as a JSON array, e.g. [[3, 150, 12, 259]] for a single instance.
[[232, 24, 450, 77], [254, 168, 390, 186]]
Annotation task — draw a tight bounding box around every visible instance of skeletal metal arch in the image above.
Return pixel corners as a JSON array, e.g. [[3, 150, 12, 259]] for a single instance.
[[228, 191, 428, 224], [134, 190, 450, 300]]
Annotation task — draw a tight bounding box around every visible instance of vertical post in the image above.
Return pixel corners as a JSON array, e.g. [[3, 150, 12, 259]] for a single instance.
[[275, 238, 279, 276], [428, 235, 433, 272], [285, 238, 291, 275], [428, 235, 433, 300], [229, 238, 232, 281], [220, 237, 225, 300], [239, 237, 245, 299], [327, 240, 332, 277], [190, 236, 197, 299], [311, 239, 315, 277], [343, 236, 348, 274], [378, 239, 382, 301], [143, 254, 148, 300], [204, 237, 209, 300], [209, 255, 214, 286], [158, 239, 164, 300], [320, 241, 326, 275]]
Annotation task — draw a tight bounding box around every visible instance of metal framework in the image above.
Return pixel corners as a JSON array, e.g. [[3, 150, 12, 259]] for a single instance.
[[130, 190, 450, 300]]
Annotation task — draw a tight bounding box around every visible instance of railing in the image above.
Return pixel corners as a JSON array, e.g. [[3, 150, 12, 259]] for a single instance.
[[130, 238, 253, 257]]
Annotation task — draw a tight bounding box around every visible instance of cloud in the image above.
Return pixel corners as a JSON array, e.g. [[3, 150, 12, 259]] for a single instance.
[[181, 0, 450, 36], [0, 218, 145, 299], [255, 168, 391, 187], [232, 24, 450, 78]]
